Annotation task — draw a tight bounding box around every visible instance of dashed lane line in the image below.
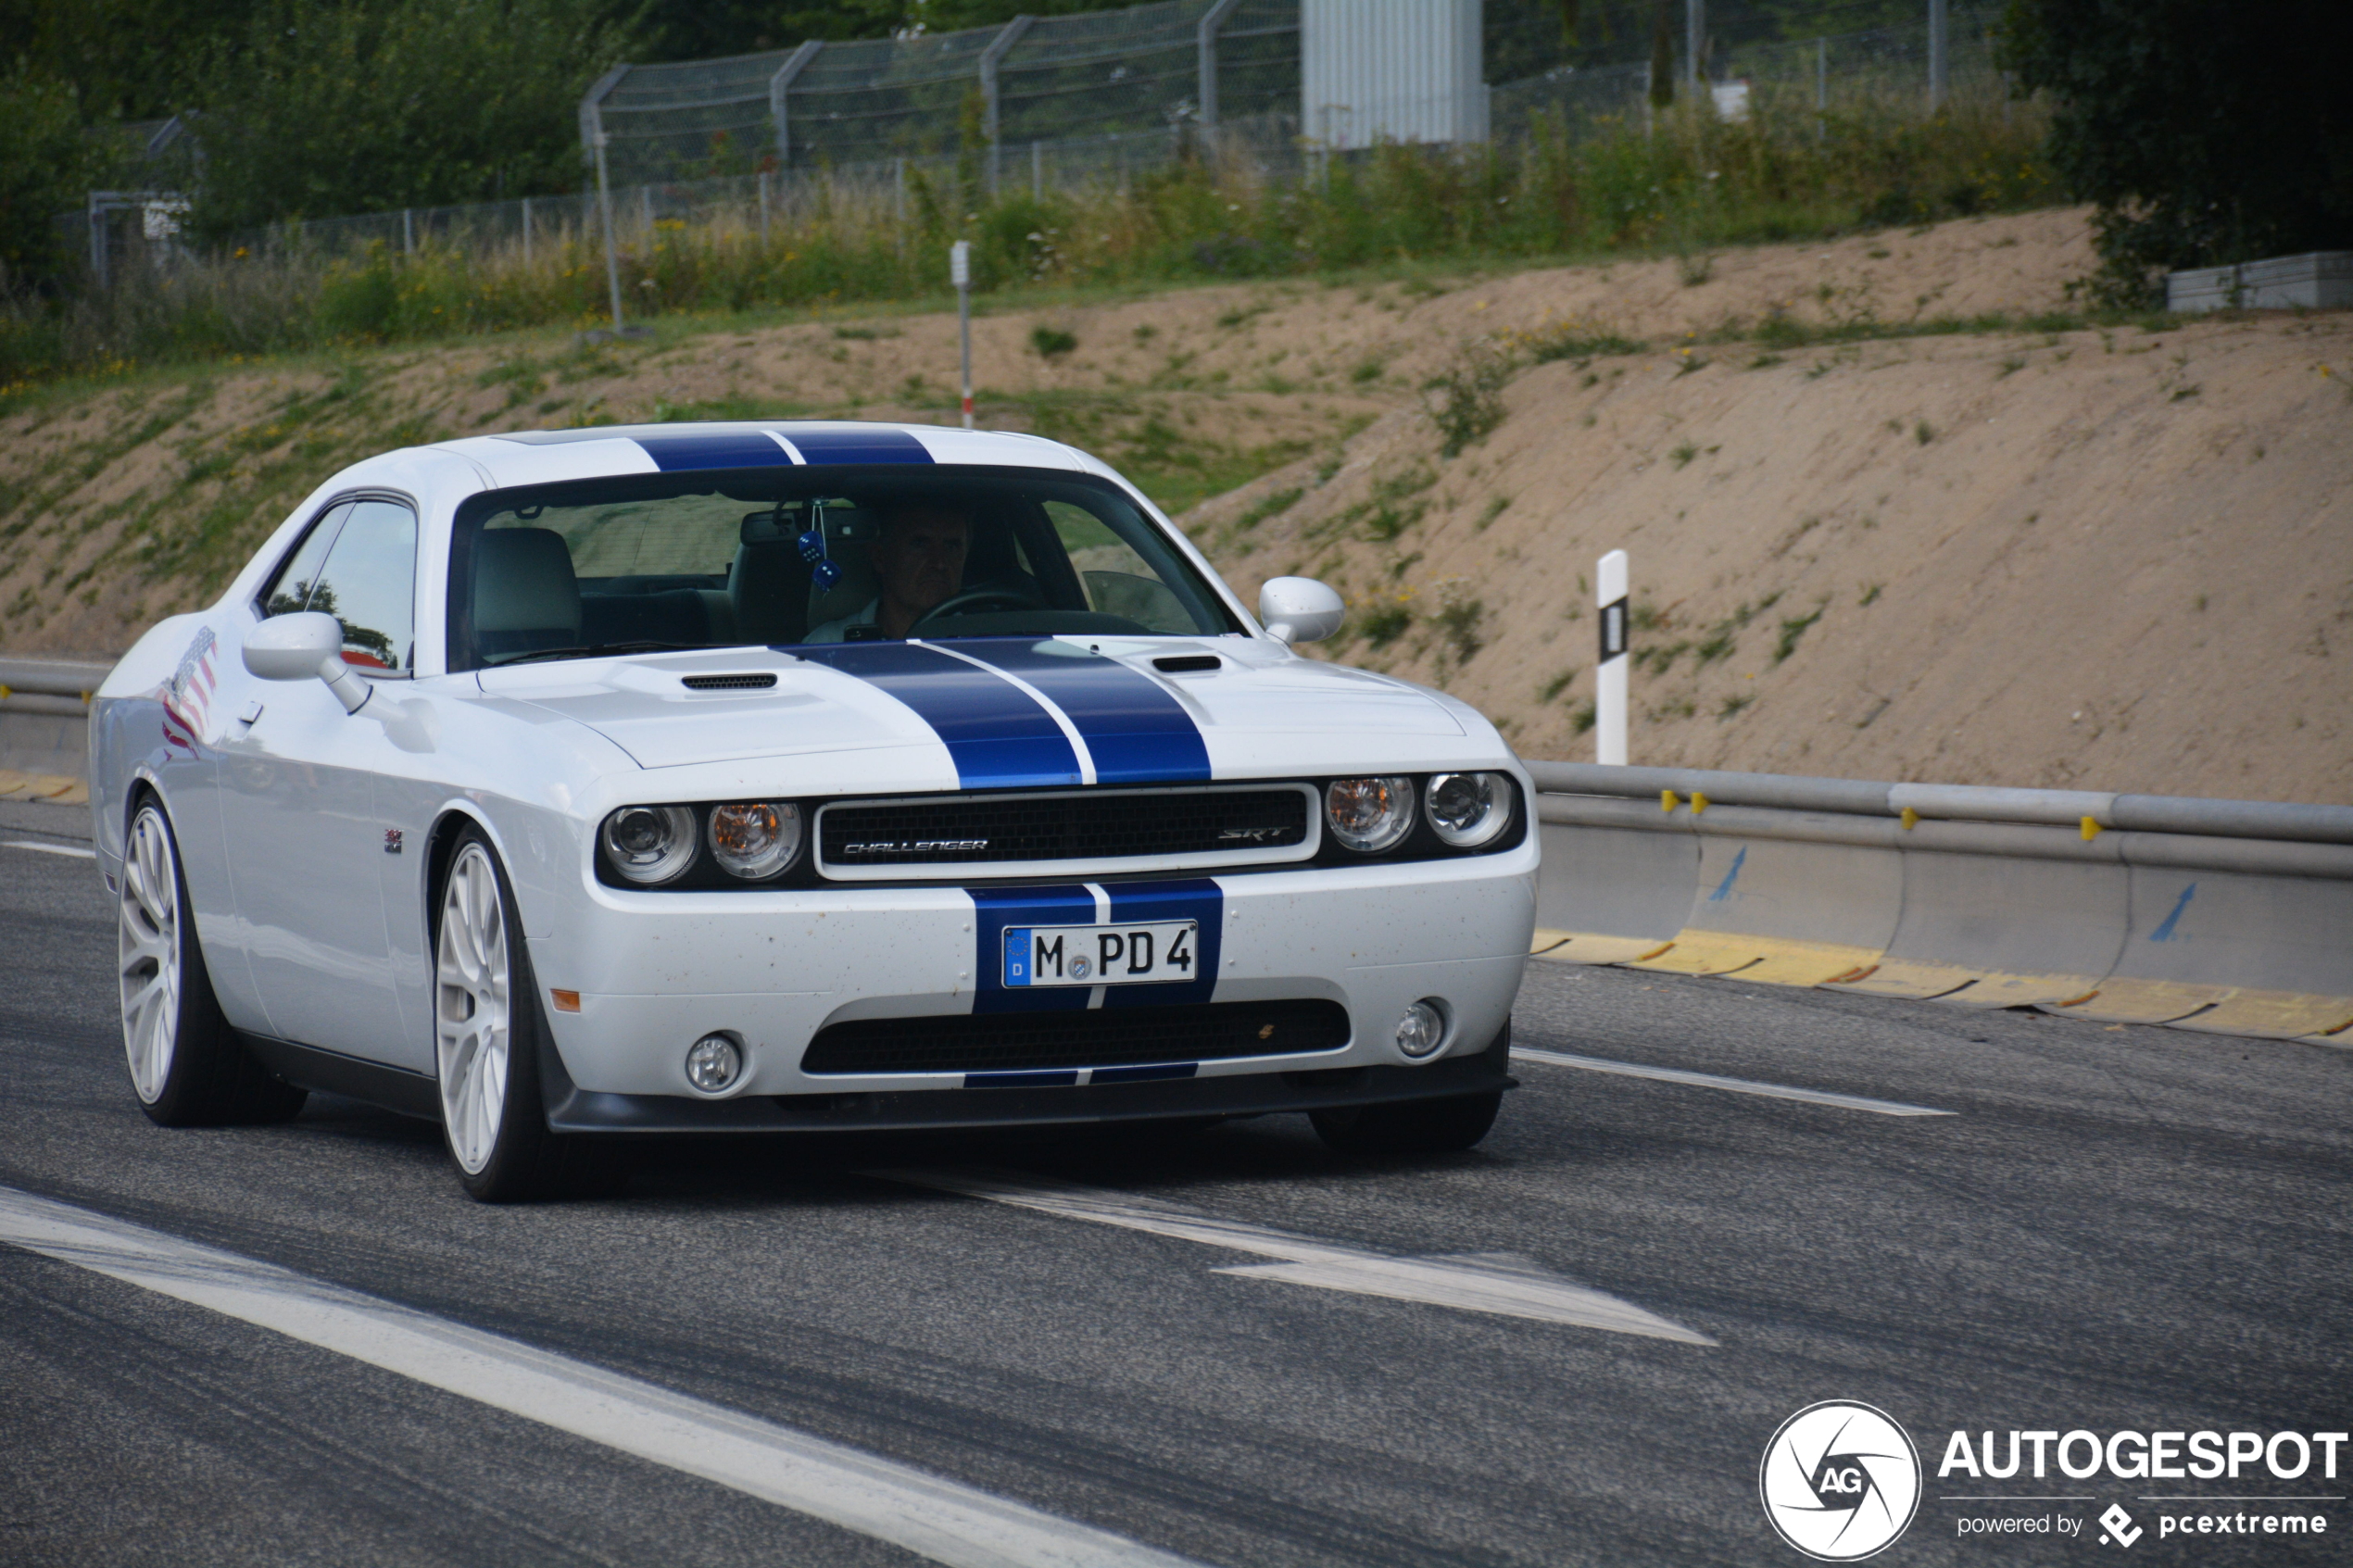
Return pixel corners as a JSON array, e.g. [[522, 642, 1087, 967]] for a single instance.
[[873, 1168, 1715, 1345], [1511, 1047, 1957, 1117], [0, 1186, 1205, 1568], [4, 839, 95, 859]]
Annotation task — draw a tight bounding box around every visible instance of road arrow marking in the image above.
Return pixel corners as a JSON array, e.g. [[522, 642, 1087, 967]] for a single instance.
[[875, 1168, 1714, 1345]]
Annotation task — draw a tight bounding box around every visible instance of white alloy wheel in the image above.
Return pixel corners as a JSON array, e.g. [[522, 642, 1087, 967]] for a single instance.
[[436, 842, 513, 1174], [119, 804, 183, 1103]]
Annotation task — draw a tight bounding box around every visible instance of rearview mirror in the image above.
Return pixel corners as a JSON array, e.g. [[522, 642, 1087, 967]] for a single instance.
[[1257, 577, 1345, 646], [244, 612, 371, 713]]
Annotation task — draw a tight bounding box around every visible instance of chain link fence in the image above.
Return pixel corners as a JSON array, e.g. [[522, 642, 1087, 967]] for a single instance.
[[80, 2, 2007, 270]]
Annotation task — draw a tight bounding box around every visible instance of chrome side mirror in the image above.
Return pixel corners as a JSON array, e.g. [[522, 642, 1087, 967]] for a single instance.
[[243, 612, 371, 713], [1257, 576, 1346, 646]]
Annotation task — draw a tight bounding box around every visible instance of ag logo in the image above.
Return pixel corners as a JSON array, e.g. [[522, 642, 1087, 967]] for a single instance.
[[1759, 1400, 1922, 1561]]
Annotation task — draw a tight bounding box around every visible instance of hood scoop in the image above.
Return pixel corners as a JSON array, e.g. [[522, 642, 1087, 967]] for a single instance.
[[681, 672, 779, 691]]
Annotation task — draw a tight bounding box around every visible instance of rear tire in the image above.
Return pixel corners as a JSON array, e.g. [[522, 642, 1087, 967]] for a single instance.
[[1311, 1091, 1502, 1157], [433, 828, 618, 1202], [118, 798, 307, 1126]]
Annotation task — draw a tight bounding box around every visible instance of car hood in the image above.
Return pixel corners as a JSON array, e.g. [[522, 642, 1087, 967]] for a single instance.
[[474, 639, 1487, 791]]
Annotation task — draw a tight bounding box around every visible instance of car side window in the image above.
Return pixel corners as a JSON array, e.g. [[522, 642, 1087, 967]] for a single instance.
[[260, 502, 353, 618], [1043, 499, 1195, 633], [304, 498, 419, 672]]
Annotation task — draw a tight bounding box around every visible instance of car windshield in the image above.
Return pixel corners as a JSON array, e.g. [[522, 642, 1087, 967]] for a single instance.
[[447, 467, 1244, 669]]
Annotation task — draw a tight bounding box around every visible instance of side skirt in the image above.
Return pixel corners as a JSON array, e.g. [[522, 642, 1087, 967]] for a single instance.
[[236, 1032, 440, 1121]]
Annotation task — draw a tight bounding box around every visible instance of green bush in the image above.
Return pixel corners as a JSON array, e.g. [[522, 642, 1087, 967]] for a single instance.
[[0, 69, 101, 284]]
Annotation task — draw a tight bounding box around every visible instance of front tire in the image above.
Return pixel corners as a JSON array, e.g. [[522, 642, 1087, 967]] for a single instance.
[[118, 798, 307, 1126], [434, 828, 612, 1201], [1311, 1091, 1503, 1157]]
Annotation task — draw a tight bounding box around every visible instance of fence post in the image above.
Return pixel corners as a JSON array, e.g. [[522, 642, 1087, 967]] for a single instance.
[[578, 63, 633, 332], [768, 39, 824, 173], [522, 196, 533, 264], [979, 16, 1035, 198], [1927, 0, 1948, 111], [1685, 0, 1705, 91], [758, 171, 770, 242], [86, 193, 107, 289], [1198, 0, 1243, 148], [1031, 141, 1042, 200], [1597, 549, 1629, 766], [1816, 38, 1828, 112], [639, 184, 653, 234], [402, 208, 414, 256]]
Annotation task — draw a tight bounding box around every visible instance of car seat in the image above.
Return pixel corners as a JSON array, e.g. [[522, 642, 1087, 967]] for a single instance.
[[473, 527, 581, 659]]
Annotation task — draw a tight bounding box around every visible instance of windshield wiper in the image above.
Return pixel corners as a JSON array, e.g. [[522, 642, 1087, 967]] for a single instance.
[[494, 640, 707, 667]]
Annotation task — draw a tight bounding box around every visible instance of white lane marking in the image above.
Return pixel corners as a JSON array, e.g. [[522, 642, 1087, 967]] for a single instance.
[[875, 1168, 1713, 1345], [0, 1186, 1202, 1568], [4, 839, 96, 859], [1512, 1047, 1956, 1117], [920, 642, 1099, 786]]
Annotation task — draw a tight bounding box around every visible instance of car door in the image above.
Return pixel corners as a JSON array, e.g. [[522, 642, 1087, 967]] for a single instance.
[[216, 495, 424, 1068]]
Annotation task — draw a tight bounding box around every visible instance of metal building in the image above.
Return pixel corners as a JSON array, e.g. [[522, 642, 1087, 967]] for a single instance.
[[1300, 0, 1486, 150]]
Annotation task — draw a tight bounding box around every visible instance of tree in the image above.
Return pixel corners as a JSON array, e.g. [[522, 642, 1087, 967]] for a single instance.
[[2001, 0, 2353, 294], [185, 0, 633, 234], [0, 68, 100, 282]]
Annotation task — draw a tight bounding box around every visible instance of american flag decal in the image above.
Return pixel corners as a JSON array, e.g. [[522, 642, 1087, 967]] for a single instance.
[[161, 626, 218, 756]]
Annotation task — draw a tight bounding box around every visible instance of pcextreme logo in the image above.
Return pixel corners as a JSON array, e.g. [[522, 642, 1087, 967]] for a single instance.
[[1760, 1400, 1924, 1561]]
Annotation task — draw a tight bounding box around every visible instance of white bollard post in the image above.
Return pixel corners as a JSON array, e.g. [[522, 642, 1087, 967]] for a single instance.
[[950, 239, 974, 430], [1597, 549, 1629, 765]]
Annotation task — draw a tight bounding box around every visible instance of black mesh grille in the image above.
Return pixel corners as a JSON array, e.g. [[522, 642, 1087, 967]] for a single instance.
[[800, 999, 1351, 1074], [819, 788, 1309, 869]]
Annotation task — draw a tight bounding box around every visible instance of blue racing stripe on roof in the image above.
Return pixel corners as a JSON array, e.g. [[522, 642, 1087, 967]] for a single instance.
[[793, 642, 1080, 789], [632, 431, 793, 470], [958, 640, 1210, 784], [787, 428, 933, 464]]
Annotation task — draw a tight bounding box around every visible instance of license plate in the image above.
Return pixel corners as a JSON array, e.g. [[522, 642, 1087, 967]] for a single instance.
[[1002, 921, 1198, 987]]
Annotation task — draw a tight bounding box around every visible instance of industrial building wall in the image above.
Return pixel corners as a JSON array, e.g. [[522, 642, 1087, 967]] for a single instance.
[[1301, 0, 1486, 149]]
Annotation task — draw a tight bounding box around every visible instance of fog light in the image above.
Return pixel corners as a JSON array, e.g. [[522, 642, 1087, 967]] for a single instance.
[[685, 1033, 744, 1094], [1394, 999, 1446, 1060]]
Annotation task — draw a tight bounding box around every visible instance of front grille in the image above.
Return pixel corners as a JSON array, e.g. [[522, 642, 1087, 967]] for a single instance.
[[818, 786, 1309, 871], [800, 998, 1351, 1074]]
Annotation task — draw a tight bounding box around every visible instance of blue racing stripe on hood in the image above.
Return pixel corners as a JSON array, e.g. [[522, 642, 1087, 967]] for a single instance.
[[794, 642, 1080, 789], [958, 640, 1211, 784], [788, 428, 933, 464], [632, 431, 793, 470], [971, 885, 1097, 1015]]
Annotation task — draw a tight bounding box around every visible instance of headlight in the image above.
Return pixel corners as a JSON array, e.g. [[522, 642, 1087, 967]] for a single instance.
[[1325, 776, 1416, 852], [1425, 771, 1510, 847], [600, 805, 696, 884], [708, 801, 802, 879]]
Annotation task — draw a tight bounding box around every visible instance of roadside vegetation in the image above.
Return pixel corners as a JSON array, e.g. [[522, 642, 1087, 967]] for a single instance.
[[0, 98, 2057, 396]]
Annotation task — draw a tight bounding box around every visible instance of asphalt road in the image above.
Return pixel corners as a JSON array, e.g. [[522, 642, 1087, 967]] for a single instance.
[[2, 798, 2347, 1568]]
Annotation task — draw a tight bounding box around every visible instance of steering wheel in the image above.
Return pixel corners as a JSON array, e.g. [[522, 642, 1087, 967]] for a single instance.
[[907, 586, 1043, 632]]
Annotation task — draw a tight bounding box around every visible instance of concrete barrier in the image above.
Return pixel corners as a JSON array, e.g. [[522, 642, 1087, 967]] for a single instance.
[[1529, 763, 2353, 1047]]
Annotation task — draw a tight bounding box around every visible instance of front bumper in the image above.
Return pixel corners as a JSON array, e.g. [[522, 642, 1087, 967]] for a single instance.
[[543, 1025, 1516, 1134], [528, 842, 1538, 1099]]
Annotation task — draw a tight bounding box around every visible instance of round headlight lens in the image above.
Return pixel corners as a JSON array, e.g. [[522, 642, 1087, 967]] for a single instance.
[[1425, 771, 1510, 847], [708, 801, 802, 880], [600, 805, 696, 884], [1325, 776, 1416, 853]]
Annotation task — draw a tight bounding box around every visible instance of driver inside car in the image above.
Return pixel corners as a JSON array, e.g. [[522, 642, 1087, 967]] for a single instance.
[[805, 502, 971, 642]]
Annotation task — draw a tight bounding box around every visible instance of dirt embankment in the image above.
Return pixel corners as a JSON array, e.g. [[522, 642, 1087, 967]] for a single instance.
[[4, 207, 2348, 800]]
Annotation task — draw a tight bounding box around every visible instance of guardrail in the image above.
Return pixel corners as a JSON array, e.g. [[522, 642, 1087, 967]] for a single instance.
[[0, 658, 110, 786], [1526, 762, 2353, 1047]]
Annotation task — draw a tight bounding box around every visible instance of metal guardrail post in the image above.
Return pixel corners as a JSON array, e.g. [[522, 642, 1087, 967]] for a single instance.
[[980, 16, 1037, 198], [1927, 0, 1948, 109]]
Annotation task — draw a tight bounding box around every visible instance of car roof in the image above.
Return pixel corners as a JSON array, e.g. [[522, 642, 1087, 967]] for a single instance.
[[430, 420, 1099, 489]]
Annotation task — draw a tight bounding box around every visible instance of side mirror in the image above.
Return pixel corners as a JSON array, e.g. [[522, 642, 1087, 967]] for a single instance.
[[1257, 577, 1345, 646], [244, 612, 371, 713]]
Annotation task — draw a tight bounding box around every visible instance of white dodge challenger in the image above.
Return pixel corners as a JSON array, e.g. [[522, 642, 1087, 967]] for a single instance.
[[91, 422, 1536, 1198]]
